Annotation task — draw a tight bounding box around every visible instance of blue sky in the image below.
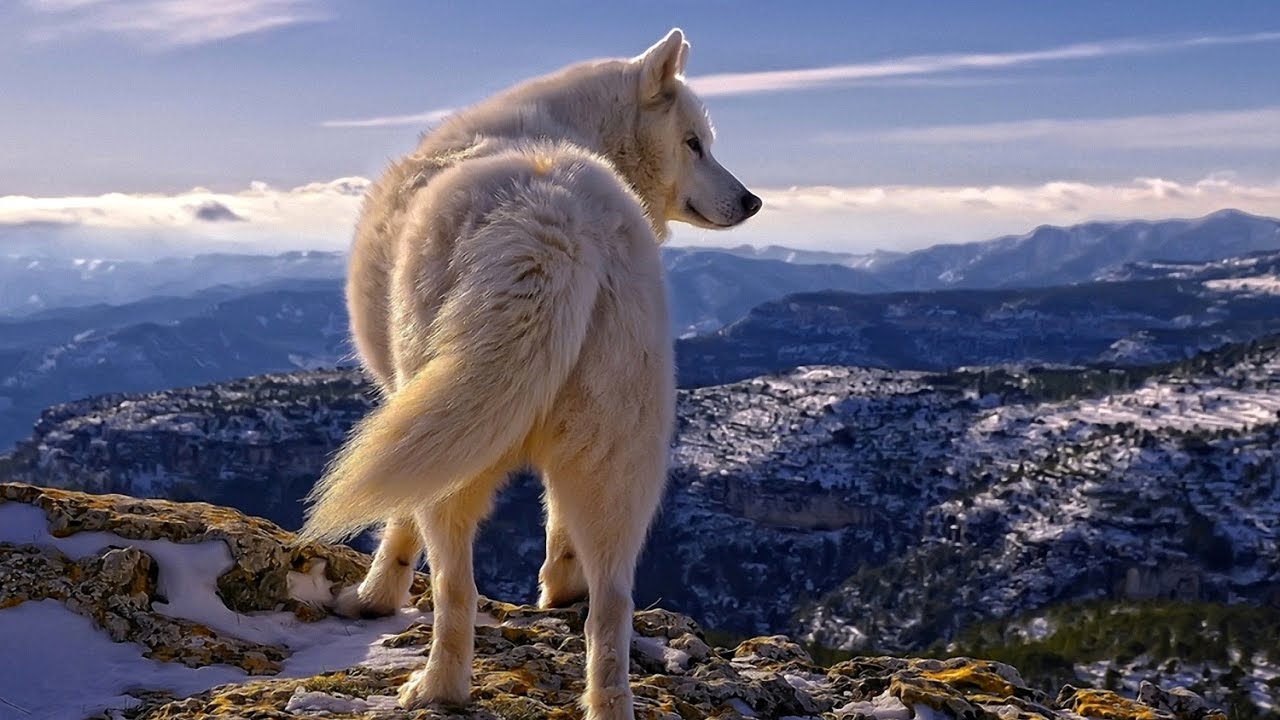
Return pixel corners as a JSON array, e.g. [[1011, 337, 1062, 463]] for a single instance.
[[2, 0, 1279, 254]]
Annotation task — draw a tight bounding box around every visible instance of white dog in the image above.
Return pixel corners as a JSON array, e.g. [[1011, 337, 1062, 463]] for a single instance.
[[299, 28, 759, 719]]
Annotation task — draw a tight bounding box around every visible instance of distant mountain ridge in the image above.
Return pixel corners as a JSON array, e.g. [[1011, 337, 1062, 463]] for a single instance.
[[6, 209, 1277, 316], [0, 251, 348, 317], [660, 248, 884, 335], [878, 209, 1280, 290], [7, 245, 1280, 449], [2, 209, 1279, 449], [725, 209, 1280, 289], [0, 280, 351, 448], [678, 246, 1280, 386], [0, 251, 876, 446]]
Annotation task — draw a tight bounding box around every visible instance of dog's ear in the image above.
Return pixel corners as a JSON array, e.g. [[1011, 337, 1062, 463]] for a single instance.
[[635, 28, 686, 102]]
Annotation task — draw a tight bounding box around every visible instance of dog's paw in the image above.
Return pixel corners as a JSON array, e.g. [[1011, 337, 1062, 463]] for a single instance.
[[329, 582, 402, 619], [397, 666, 470, 709], [537, 557, 588, 609], [537, 585, 588, 609], [582, 685, 636, 720]]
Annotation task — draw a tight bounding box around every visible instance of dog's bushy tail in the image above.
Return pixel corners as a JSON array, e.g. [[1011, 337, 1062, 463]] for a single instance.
[[298, 216, 601, 544]]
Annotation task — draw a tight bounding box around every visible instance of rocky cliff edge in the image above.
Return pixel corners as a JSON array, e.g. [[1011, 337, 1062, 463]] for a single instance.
[[0, 483, 1227, 720]]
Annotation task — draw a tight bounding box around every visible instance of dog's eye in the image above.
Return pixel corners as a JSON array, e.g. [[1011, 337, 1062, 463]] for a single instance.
[[685, 136, 704, 158]]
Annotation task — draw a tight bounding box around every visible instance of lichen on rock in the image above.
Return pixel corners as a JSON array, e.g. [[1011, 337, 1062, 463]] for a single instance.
[[1, 481, 422, 614]]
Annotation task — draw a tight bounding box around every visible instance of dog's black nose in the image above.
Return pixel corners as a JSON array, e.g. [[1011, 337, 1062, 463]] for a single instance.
[[741, 192, 762, 218]]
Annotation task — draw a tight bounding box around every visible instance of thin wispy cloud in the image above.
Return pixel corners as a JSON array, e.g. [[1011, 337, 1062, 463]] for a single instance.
[[318, 79, 1017, 128], [321, 30, 1280, 130], [320, 108, 455, 129], [23, 0, 330, 49], [824, 106, 1280, 149], [689, 31, 1280, 96]]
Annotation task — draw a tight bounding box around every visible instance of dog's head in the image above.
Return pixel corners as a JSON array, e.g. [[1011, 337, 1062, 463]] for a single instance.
[[627, 29, 761, 236]]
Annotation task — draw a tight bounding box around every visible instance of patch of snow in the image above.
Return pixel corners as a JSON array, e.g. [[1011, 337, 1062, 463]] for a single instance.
[[632, 635, 692, 673], [288, 353, 331, 369], [783, 671, 827, 694], [911, 703, 953, 720], [1204, 275, 1280, 296], [283, 688, 400, 715], [287, 559, 335, 607], [0, 503, 454, 719], [0, 600, 246, 720], [835, 690, 912, 719], [1025, 616, 1053, 641]]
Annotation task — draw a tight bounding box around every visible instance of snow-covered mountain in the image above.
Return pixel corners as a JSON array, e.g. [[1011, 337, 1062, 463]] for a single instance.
[[0, 250, 884, 447], [8, 246, 1280, 451], [3, 336, 1277, 715], [660, 248, 883, 335], [0, 243, 876, 322], [0, 280, 352, 448], [679, 247, 1280, 386], [1102, 247, 1280, 284], [756, 209, 1280, 291], [794, 337, 1280, 713], [0, 251, 348, 317], [693, 243, 877, 266], [885, 209, 1280, 290], [3, 209, 1279, 450], [6, 209, 1276, 317]]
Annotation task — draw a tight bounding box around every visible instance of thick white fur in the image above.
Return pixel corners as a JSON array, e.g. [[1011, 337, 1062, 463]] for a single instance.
[[299, 28, 757, 719]]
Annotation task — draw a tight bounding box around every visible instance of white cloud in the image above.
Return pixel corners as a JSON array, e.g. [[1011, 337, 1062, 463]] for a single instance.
[[687, 31, 1280, 97], [320, 108, 455, 129], [755, 175, 1280, 217], [23, 0, 330, 49], [721, 175, 1280, 252], [0, 177, 369, 251], [2, 174, 1276, 255], [832, 106, 1280, 149]]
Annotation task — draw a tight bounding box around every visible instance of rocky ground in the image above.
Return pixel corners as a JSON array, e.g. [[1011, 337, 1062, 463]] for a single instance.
[[0, 483, 1229, 720]]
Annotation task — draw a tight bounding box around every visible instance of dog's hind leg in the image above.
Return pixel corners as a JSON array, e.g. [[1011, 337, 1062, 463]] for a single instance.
[[397, 463, 510, 710], [332, 516, 421, 618], [541, 449, 666, 720], [538, 494, 588, 608]]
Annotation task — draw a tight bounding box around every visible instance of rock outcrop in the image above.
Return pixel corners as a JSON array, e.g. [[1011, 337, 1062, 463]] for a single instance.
[[0, 484, 1224, 720]]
